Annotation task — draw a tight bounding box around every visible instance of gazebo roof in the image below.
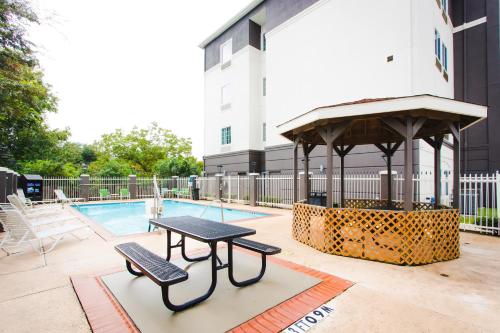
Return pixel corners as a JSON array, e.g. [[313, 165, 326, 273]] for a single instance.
[[277, 95, 487, 146]]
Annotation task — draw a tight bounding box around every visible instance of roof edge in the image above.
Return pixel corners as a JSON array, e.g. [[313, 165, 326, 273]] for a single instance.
[[198, 0, 265, 49]]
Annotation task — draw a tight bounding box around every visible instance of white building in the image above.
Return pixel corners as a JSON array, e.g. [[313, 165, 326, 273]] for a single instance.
[[200, 0, 455, 200]]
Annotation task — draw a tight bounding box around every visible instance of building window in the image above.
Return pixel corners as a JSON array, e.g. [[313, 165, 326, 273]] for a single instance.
[[435, 29, 441, 62], [262, 123, 266, 142], [442, 42, 448, 71], [263, 77, 266, 96], [221, 84, 231, 110], [221, 127, 231, 145], [221, 39, 232, 68]]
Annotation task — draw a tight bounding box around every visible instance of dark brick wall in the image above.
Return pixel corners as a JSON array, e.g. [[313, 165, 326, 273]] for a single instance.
[[451, 0, 500, 173]]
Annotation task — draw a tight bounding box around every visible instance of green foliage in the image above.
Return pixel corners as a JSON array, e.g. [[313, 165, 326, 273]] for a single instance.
[[0, 0, 63, 168], [93, 123, 196, 176], [154, 156, 202, 177], [19, 159, 82, 177], [0, 2, 204, 177], [81, 145, 97, 164], [88, 159, 133, 177]]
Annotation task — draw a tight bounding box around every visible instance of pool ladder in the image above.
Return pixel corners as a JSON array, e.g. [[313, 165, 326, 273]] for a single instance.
[[199, 199, 225, 223]]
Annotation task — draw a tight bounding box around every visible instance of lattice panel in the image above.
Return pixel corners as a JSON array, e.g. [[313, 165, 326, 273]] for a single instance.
[[344, 199, 450, 211], [292, 203, 460, 266]]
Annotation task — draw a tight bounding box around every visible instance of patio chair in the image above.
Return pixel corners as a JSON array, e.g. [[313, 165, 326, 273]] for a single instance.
[[8, 194, 64, 218], [119, 188, 130, 200], [161, 188, 172, 198], [99, 189, 110, 200], [0, 203, 76, 228], [54, 189, 85, 206], [16, 189, 32, 208], [0, 205, 92, 265]]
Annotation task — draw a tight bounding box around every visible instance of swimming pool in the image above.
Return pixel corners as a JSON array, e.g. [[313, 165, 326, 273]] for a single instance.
[[76, 200, 269, 236]]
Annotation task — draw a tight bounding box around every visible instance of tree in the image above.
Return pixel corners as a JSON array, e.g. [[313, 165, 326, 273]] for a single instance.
[[19, 159, 82, 177], [88, 159, 133, 177], [94, 123, 194, 175], [154, 156, 203, 177], [0, 0, 63, 168], [81, 145, 97, 164]]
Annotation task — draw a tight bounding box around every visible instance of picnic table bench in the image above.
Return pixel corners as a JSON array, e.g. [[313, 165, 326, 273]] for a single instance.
[[115, 216, 281, 312]]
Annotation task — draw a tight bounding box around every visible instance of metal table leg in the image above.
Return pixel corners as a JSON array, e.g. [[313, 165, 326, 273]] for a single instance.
[[161, 241, 218, 312], [227, 240, 267, 287]]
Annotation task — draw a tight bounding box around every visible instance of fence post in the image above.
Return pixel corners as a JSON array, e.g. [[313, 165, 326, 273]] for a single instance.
[[129, 175, 137, 199], [227, 176, 232, 203], [215, 175, 223, 200], [12, 172, 18, 193], [496, 172, 500, 228], [172, 176, 178, 191], [5, 170, 13, 197], [249, 173, 259, 207], [0, 168, 6, 203], [80, 174, 90, 201]]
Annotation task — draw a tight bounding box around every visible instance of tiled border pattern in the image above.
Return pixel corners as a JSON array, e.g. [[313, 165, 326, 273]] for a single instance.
[[71, 247, 352, 333]]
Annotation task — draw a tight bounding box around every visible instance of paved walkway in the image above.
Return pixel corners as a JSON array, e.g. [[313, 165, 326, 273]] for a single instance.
[[0, 200, 499, 333]]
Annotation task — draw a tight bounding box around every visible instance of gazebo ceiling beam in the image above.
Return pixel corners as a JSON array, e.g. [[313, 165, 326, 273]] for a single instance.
[[381, 118, 407, 137], [317, 119, 353, 144], [334, 145, 355, 157], [423, 136, 444, 149], [447, 121, 460, 141], [412, 117, 427, 136]]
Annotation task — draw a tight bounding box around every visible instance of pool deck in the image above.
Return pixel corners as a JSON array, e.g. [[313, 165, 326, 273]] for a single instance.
[[1, 199, 500, 332]]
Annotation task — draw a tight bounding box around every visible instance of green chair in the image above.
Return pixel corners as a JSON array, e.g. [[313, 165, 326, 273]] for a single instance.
[[99, 189, 110, 200], [172, 188, 178, 198], [120, 188, 130, 200]]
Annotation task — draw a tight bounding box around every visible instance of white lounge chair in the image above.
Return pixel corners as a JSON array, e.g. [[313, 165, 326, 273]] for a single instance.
[[16, 189, 33, 207], [8, 194, 64, 218], [0, 205, 92, 265], [0, 203, 74, 228]]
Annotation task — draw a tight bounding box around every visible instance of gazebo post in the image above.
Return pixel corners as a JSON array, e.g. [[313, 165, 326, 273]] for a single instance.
[[303, 144, 310, 204], [448, 122, 461, 209], [387, 143, 392, 206], [434, 136, 444, 208], [318, 122, 352, 208], [404, 117, 414, 211], [293, 136, 301, 203], [333, 145, 355, 208], [340, 149, 345, 207], [423, 135, 444, 208], [302, 143, 316, 204], [326, 140, 333, 208]]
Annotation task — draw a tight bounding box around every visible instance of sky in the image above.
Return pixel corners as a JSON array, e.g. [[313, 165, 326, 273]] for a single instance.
[[28, 0, 251, 159]]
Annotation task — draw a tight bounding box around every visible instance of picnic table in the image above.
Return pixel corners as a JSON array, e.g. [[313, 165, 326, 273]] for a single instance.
[[115, 216, 280, 312]]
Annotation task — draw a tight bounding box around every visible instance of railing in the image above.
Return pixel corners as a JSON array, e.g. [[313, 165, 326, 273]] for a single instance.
[[43, 177, 80, 201], [33, 173, 500, 236], [257, 175, 294, 208], [460, 173, 499, 235], [198, 177, 217, 200], [223, 176, 250, 204], [137, 178, 154, 198], [88, 177, 129, 200]]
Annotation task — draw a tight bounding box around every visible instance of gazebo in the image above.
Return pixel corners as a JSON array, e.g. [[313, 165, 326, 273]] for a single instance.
[[278, 95, 487, 265]]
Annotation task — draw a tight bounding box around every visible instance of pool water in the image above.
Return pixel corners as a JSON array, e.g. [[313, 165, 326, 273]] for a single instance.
[[76, 200, 269, 236]]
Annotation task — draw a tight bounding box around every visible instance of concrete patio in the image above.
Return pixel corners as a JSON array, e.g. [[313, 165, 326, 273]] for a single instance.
[[1, 201, 499, 333]]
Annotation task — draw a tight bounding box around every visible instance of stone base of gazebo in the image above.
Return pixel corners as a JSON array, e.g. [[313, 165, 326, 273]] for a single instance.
[[292, 202, 460, 266]]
